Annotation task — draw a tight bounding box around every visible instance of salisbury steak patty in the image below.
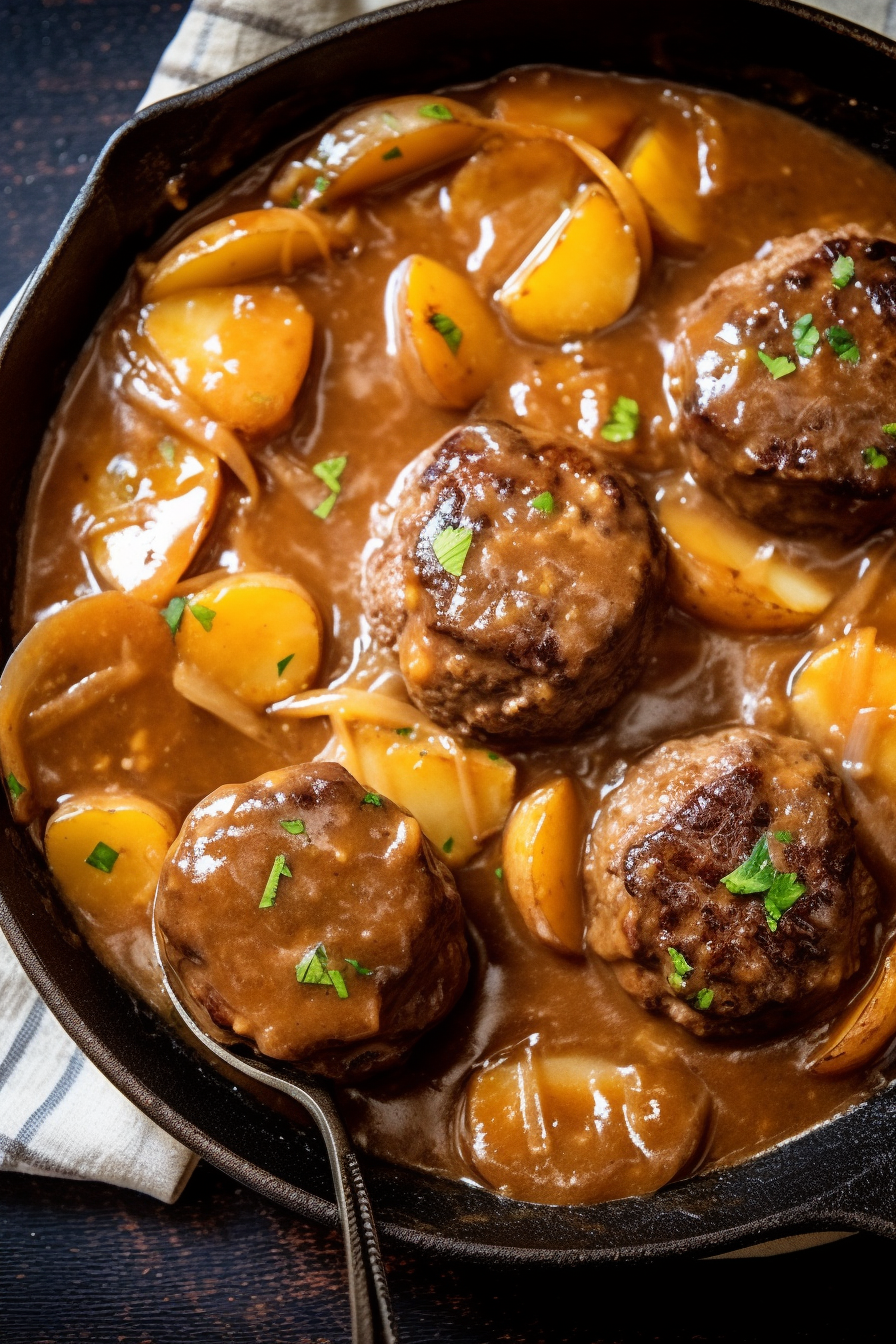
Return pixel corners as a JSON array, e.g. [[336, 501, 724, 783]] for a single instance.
[[363, 421, 667, 740], [671, 226, 896, 540], [154, 762, 469, 1078], [586, 728, 878, 1037]]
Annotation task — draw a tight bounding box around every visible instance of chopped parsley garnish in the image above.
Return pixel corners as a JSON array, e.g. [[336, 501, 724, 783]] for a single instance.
[[312, 456, 347, 494], [277, 654, 295, 677], [691, 988, 714, 1011], [429, 312, 463, 354], [6, 773, 25, 801], [295, 944, 348, 998], [280, 819, 306, 835], [792, 314, 820, 359], [831, 254, 855, 288], [774, 830, 793, 844], [85, 842, 119, 873], [667, 946, 693, 993], [259, 853, 292, 908], [158, 436, 176, 464], [286, 193, 300, 209], [419, 103, 454, 121], [863, 446, 889, 469], [313, 492, 338, 520], [530, 491, 554, 513], [362, 792, 382, 807], [161, 596, 186, 638], [442, 837, 454, 854], [763, 872, 806, 933], [382, 111, 400, 130], [758, 349, 796, 379], [600, 395, 639, 442], [495, 867, 503, 881], [721, 832, 806, 932], [431, 525, 473, 577], [487, 752, 500, 761], [313, 176, 330, 194], [345, 957, 372, 975], [826, 325, 860, 363], [189, 603, 216, 633], [382, 146, 402, 161], [395, 727, 412, 737], [884, 424, 896, 436]]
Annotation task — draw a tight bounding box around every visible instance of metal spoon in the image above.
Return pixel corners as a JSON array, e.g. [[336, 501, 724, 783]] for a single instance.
[[152, 924, 398, 1344]]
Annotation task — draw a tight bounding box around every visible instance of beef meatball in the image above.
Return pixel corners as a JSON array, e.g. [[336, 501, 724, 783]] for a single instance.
[[671, 226, 896, 540], [363, 420, 667, 740], [585, 728, 878, 1038], [154, 762, 469, 1079]]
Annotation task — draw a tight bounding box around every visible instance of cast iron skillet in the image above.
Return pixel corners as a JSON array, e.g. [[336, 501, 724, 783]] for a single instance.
[[2, 0, 896, 1263]]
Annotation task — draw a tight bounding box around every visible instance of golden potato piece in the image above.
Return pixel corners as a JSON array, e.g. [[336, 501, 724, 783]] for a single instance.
[[492, 81, 635, 150], [391, 254, 502, 409], [812, 946, 896, 1075], [659, 485, 832, 632], [622, 122, 707, 248], [502, 777, 583, 953], [174, 571, 322, 710], [496, 183, 640, 342], [143, 208, 350, 301], [87, 431, 220, 605], [143, 285, 314, 434], [463, 1040, 710, 1204]]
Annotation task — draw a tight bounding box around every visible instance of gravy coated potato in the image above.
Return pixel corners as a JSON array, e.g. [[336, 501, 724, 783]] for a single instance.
[[390, 254, 502, 409], [174, 571, 322, 710], [463, 1039, 711, 1204], [502, 777, 584, 953], [622, 123, 706, 248], [497, 183, 640, 341], [144, 285, 314, 434], [491, 80, 636, 150]]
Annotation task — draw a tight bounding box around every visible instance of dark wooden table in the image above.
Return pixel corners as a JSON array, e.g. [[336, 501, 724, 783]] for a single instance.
[[1, 3, 896, 1339]]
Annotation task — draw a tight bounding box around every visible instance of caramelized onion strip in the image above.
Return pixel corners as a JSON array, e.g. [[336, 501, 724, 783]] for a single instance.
[[171, 661, 289, 758]]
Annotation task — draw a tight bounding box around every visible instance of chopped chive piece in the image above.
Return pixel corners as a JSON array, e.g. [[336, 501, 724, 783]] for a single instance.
[[757, 349, 796, 379], [774, 830, 793, 844], [312, 456, 347, 494], [382, 111, 400, 131], [280, 819, 306, 835], [428, 311, 463, 354], [345, 957, 372, 975], [328, 967, 348, 998], [691, 988, 714, 1011], [764, 872, 806, 932], [667, 946, 693, 993], [286, 193, 300, 209], [313, 492, 338, 519], [792, 313, 820, 359], [85, 842, 119, 873], [259, 853, 292, 908], [883, 424, 896, 436], [487, 752, 500, 761], [158, 436, 176, 464], [277, 654, 295, 677], [362, 792, 382, 807], [432, 525, 473, 577], [382, 146, 402, 161], [831, 254, 855, 288], [600, 395, 639, 442], [189, 603, 216, 633], [296, 944, 348, 997], [313, 176, 329, 193], [442, 837, 454, 854], [495, 867, 503, 881], [825, 325, 860, 363], [161, 595, 186, 639], [530, 491, 554, 513], [395, 727, 412, 736], [419, 103, 454, 121], [863, 446, 889, 469], [6, 772, 25, 801]]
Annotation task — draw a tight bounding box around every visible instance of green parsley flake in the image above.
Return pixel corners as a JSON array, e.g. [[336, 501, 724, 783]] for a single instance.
[[691, 988, 714, 1011], [313, 176, 330, 194], [792, 314, 820, 360], [758, 349, 796, 380], [161, 595, 186, 639], [158, 436, 177, 464], [382, 146, 402, 161], [826, 325, 860, 363], [280, 819, 306, 835], [345, 957, 372, 975], [774, 830, 793, 844], [395, 727, 412, 737], [295, 944, 348, 998], [600, 395, 639, 442], [495, 867, 503, 881], [312, 456, 347, 494], [259, 853, 292, 908], [362, 792, 382, 807], [313, 492, 338, 520], [530, 491, 554, 513], [667, 946, 693, 993], [863, 446, 889, 469], [884, 424, 896, 436], [721, 832, 806, 932], [764, 872, 806, 932], [277, 654, 295, 677], [488, 752, 500, 761], [6, 773, 25, 801], [831, 254, 855, 288], [189, 603, 216, 633], [419, 103, 454, 121], [429, 312, 463, 354], [442, 837, 454, 854], [382, 111, 400, 130], [286, 193, 300, 209], [432, 525, 473, 577], [86, 842, 119, 874]]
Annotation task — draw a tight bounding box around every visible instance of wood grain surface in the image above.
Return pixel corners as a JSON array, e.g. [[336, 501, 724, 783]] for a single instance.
[[1, 3, 895, 1340]]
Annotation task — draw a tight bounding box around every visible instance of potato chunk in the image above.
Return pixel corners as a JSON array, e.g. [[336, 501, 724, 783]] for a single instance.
[[502, 777, 583, 953], [496, 183, 640, 341], [659, 484, 833, 632], [491, 81, 635, 151], [390, 254, 502, 409], [622, 116, 719, 249], [463, 1039, 710, 1204], [143, 285, 314, 433], [812, 946, 896, 1075], [174, 571, 322, 710]]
